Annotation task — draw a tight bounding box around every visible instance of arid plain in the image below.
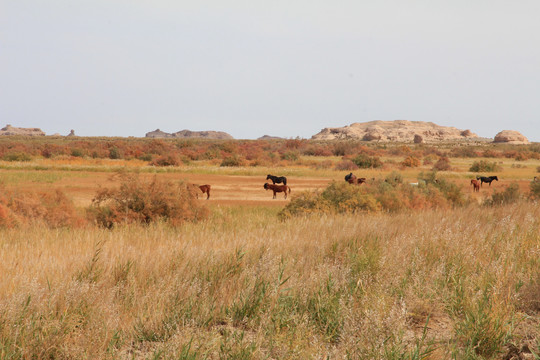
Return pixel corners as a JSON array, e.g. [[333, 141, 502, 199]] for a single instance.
[[1, 137, 540, 359]]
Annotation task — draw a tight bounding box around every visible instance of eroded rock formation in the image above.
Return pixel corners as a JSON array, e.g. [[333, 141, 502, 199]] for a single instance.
[[493, 130, 529, 144], [311, 120, 478, 142], [145, 129, 233, 139], [0, 124, 45, 136]]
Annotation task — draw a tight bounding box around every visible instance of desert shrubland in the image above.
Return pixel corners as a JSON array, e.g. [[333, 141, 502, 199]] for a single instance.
[[1, 202, 540, 359]]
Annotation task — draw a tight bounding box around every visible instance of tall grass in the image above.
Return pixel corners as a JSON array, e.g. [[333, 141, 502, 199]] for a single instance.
[[1, 203, 540, 358]]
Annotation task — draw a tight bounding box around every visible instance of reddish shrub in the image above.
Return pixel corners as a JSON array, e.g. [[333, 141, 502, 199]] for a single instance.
[[334, 160, 358, 171], [0, 188, 85, 228], [150, 155, 180, 167], [402, 156, 421, 168], [89, 174, 209, 228], [433, 157, 452, 171]]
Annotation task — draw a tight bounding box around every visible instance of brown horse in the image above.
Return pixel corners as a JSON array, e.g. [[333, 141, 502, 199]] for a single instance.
[[264, 183, 291, 199], [191, 184, 211, 199], [470, 179, 480, 192], [345, 173, 366, 185]]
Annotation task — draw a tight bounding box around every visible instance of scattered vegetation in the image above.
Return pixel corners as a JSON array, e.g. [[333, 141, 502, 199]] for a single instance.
[[279, 172, 467, 219], [1, 137, 540, 358]]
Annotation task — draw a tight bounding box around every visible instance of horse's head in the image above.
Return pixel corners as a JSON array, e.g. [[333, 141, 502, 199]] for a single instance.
[[264, 183, 269, 190], [493, 176, 499, 181], [266, 175, 272, 180], [476, 176, 481, 180]]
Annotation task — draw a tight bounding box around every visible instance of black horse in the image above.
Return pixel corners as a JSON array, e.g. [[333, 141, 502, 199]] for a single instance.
[[476, 176, 498, 186], [266, 174, 287, 186]]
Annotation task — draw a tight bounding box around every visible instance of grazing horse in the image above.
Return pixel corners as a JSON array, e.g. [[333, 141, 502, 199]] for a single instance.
[[470, 179, 480, 192], [266, 174, 287, 186], [191, 184, 211, 199], [264, 183, 291, 199], [345, 173, 366, 185], [476, 176, 498, 187]]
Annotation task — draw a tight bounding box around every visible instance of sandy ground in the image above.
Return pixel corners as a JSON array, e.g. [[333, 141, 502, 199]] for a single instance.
[[48, 172, 334, 207]]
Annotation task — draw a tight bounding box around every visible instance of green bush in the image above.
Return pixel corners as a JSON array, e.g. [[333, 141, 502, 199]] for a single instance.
[[530, 180, 540, 200], [352, 154, 383, 169], [279, 173, 467, 218], [281, 151, 299, 161], [469, 160, 501, 172], [109, 147, 122, 159], [220, 155, 245, 167], [2, 152, 32, 162], [278, 182, 379, 219], [485, 183, 521, 206], [71, 149, 84, 157]]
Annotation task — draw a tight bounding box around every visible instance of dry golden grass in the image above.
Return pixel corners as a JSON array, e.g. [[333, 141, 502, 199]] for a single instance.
[[1, 202, 540, 359]]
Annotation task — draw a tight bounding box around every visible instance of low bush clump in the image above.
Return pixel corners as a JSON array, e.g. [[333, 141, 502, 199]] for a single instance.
[[334, 160, 358, 171], [150, 155, 179, 167], [352, 154, 383, 169], [89, 174, 208, 228], [530, 180, 540, 200], [401, 156, 420, 168], [220, 155, 245, 167], [2, 152, 32, 162], [485, 183, 521, 206], [432, 156, 452, 171], [280, 173, 467, 218], [469, 160, 501, 172], [0, 187, 85, 228]]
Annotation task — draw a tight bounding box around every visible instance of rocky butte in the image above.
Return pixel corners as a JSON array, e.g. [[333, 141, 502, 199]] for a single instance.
[[0, 124, 45, 136], [493, 130, 529, 144], [146, 129, 234, 139], [311, 120, 478, 143]]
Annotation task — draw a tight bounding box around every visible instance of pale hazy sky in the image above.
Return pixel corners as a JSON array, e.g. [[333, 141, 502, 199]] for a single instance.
[[1, 1, 539, 140]]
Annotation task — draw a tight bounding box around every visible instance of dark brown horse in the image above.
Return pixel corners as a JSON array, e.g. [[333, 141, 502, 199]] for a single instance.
[[266, 174, 287, 186], [192, 184, 211, 199], [470, 179, 480, 192], [476, 176, 498, 187], [264, 183, 291, 199], [345, 173, 366, 185]]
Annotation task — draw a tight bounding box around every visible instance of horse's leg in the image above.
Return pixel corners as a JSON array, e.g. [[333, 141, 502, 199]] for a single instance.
[[206, 188, 210, 200], [273, 191, 276, 199]]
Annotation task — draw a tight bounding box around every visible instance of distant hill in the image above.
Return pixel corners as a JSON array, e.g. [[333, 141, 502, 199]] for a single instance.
[[311, 120, 478, 143], [146, 129, 234, 139], [257, 135, 284, 140], [0, 124, 45, 136]]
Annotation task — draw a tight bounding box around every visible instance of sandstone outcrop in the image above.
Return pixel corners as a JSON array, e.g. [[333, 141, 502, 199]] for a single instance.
[[0, 124, 45, 136], [145, 129, 233, 139], [258, 135, 284, 140], [493, 130, 529, 144], [311, 120, 478, 142], [146, 129, 174, 138], [174, 130, 233, 139]]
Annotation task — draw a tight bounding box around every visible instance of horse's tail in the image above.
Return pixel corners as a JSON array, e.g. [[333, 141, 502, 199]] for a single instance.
[[288, 186, 291, 194]]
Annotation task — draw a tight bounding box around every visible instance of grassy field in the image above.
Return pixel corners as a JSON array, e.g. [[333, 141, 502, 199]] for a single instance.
[[1, 139, 540, 359]]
